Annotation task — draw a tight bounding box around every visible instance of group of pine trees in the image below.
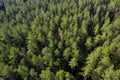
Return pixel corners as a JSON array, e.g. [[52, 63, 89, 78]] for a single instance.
[[0, 0, 120, 80]]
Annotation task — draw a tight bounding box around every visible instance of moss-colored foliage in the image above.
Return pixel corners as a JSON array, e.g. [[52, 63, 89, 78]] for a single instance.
[[0, 0, 120, 80]]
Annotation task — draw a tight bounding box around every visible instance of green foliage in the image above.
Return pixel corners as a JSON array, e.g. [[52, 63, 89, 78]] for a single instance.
[[40, 69, 54, 80], [17, 65, 29, 79], [56, 70, 75, 80], [0, 0, 120, 80]]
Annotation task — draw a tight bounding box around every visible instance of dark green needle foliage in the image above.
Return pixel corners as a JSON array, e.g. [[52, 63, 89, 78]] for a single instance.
[[0, 0, 120, 80]]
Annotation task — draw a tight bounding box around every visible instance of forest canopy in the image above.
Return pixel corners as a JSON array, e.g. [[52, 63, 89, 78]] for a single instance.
[[0, 0, 120, 80]]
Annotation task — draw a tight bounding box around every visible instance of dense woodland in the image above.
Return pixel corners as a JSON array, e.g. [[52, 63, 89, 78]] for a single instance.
[[0, 0, 120, 80]]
